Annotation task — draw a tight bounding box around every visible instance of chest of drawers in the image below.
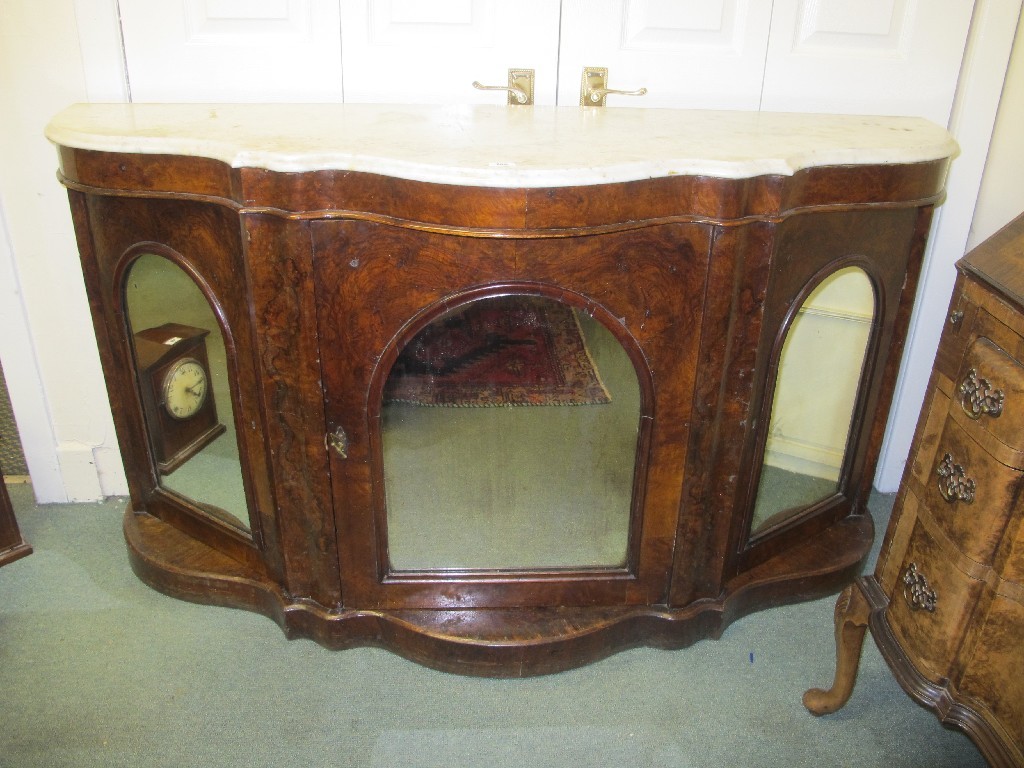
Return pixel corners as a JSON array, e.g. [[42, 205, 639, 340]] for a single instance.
[[805, 213, 1024, 767]]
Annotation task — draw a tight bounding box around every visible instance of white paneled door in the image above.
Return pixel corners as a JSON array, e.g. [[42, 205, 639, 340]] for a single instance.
[[119, 0, 345, 101], [762, 0, 975, 123], [557, 0, 775, 109], [119, 0, 975, 119], [339, 0, 563, 104]]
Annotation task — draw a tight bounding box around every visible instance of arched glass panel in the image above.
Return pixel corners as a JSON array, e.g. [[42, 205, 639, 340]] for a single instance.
[[381, 294, 641, 571], [751, 267, 875, 535], [125, 253, 249, 532]]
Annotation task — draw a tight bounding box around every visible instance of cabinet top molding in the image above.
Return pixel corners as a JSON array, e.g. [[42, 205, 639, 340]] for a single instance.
[[47, 103, 957, 189]]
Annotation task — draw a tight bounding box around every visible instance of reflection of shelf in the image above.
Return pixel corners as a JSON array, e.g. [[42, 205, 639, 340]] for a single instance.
[[158, 422, 226, 475]]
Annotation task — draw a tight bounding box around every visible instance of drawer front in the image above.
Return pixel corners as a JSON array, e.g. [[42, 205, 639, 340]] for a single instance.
[[997, 524, 1024, 586], [909, 383, 952, 488], [955, 336, 1024, 451], [959, 589, 1024, 748], [934, 281, 975, 380], [886, 520, 985, 680], [921, 417, 1021, 566]]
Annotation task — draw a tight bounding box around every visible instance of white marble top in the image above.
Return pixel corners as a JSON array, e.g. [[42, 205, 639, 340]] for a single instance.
[[47, 103, 957, 188]]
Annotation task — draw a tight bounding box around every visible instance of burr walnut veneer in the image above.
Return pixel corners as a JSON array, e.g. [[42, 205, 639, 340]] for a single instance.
[[48, 104, 954, 675], [805, 213, 1024, 767]]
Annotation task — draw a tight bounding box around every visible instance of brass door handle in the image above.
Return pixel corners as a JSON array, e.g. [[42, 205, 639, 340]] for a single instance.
[[472, 68, 534, 105], [580, 67, 647, 106]]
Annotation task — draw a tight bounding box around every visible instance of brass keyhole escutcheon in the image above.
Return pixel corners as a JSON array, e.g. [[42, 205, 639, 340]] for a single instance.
[[327, 425, 349, 459]]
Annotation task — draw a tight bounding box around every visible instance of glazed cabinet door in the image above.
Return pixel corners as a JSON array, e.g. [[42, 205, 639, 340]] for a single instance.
[[71, 194, 280, 575], [734, 208, 933, 569], [312, 219, 711, 609]]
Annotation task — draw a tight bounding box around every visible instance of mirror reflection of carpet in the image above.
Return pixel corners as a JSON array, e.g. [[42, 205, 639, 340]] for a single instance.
[[385, 296, 611, 407]]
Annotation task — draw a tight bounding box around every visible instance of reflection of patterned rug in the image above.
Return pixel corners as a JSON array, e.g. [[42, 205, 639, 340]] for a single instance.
[[384, 296, 611, 407]]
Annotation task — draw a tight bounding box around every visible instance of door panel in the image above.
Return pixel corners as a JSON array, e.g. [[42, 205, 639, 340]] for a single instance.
[[117, 0, 972, 117], [312, 220, 711, 609], [557, 0, 774, 109], [761, 0, 974, 122], [339, 0, 562, 104], [119, 0, 344, 101]]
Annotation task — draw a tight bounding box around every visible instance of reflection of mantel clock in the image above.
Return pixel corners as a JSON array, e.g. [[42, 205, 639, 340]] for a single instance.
[[133, 323, 226, 475]]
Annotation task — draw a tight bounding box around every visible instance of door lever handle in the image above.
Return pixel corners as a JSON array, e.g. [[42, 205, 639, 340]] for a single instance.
[[472, 68, 534, 105], [580, 67, 647, 106]]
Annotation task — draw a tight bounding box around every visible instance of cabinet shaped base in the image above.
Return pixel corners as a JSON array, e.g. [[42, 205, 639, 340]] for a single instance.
[[863, 577, 1024, 768], [124, 506, 873, 677]]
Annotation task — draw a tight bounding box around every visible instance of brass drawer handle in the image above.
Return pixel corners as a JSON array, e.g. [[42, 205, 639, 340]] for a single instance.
[[902, 563, 937, 612], [959, 368, 1005, 420], [936, 452, 975, 504]]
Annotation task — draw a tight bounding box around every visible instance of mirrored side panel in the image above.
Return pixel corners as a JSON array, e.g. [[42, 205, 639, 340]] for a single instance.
[[381, 294, 641, 571], [751, 267, 875, 535], [124, 253, 251, 533]]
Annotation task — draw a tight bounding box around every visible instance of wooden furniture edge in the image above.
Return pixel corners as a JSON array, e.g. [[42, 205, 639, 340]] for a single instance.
[[55, 147, 950, 231], [124, 502, 873, 676], [862, 576, 1024, 768]]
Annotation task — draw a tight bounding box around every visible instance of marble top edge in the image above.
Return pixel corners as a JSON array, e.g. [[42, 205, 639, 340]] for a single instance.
[[46, 103, 958, 188]]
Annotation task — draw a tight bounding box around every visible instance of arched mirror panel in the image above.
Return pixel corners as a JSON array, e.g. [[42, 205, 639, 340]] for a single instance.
[[380, 294, 642, 572], [750, 266, 876, 536], [123, 252, 251, 534]]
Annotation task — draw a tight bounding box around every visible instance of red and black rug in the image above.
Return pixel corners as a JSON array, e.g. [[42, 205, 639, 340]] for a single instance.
[[383, 296, 612, 407]]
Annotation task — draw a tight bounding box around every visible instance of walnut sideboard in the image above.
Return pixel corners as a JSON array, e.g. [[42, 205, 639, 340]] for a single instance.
[[47, 104, 955, 675], [805, 213, 1024, 766]]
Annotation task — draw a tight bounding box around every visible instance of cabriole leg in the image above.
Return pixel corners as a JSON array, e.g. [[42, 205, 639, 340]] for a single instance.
[[803, 583, 870, 716]]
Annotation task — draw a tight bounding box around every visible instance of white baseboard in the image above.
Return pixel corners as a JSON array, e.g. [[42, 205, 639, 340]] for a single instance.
[[55, 441, 108, 502], [764, 434, 842, 482]]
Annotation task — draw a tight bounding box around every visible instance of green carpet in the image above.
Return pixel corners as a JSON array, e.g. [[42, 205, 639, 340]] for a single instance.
[[0, 483, 986, 767]]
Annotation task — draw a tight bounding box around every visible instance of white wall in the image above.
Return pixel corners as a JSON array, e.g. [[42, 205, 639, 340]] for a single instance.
[[0, 0, 125, 500], [967, 9, 1024, 248], [875, 0, 1024, 492]]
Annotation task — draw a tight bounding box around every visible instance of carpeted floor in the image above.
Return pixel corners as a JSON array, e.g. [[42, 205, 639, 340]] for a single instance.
[[0, 483, 987, 767]]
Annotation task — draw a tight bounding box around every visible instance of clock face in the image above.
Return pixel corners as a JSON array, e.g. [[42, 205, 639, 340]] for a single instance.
[[161, 357, 209, 420]]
